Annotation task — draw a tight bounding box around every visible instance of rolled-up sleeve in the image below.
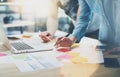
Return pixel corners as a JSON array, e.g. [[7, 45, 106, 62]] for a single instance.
[[72, 0, 91, 42]]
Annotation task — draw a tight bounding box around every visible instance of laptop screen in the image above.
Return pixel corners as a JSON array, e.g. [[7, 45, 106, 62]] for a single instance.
[[0, 23, 12, 51]]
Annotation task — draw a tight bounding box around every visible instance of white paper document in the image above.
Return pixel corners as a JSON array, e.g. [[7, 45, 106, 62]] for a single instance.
[[11, 52, 63, 72], [0, 56, 12, 64], [72, 47, 104, 63]]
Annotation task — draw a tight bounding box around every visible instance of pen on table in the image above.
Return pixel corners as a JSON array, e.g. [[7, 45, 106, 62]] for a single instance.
[[54, 33, 70, 46]]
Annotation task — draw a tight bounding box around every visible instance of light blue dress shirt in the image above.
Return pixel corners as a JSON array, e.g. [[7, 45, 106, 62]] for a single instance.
[[60, 0, 99, 33], [72, 0, 120, 46]]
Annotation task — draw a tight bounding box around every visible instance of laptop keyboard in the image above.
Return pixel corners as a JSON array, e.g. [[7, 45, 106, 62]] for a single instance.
[[11, 42, 33, 50]]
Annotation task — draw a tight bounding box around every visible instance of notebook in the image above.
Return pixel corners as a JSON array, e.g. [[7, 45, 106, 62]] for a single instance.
[[0, 24, 53, 54]]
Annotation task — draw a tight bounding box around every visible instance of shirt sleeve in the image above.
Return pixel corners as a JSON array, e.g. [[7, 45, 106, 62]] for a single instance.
[[72, 0, 91, 42]]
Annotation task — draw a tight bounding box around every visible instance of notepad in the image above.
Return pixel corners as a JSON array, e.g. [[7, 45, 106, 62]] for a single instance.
[[0, 53, 7, 57]]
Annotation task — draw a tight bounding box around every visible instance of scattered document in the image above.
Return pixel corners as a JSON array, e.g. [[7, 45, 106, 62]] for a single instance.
[[72, 48, 104, 63], [11, 52, 63, 72], [0, 56, 12, 64], [56, 48, 104, 64]]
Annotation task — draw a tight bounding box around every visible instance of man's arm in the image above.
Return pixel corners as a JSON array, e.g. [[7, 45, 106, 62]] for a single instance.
[[47, 0, 59, 36], [39, 0, 59, 42], [54, 0, 92, 47], [71, 0, 91, 42]]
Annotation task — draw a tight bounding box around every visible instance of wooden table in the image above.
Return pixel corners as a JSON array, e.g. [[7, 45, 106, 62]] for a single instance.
[[0, 37, 120, 77], [0, 62, 120, 77]]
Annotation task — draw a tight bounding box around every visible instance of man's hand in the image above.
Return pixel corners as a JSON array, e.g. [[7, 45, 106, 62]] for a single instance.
[[54, 37, 73, 48], [39, 31, 53, 43], [108, 47, 120, 54]]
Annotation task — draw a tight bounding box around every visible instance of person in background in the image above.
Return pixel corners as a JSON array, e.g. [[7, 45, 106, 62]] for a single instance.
[[55, 0, 120, 53], [39, 0, 100, 43]]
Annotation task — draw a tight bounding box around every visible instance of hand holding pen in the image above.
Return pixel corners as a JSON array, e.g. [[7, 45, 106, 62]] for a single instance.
[[39, 31, 53, 43], [54, 36, 73, 48]]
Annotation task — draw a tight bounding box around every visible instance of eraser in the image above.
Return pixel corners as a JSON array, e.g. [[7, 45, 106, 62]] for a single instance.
[[57, 47, 71, 52]]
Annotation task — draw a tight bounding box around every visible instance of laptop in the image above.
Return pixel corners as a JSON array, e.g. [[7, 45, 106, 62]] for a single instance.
[[0, 23, 54, 54]]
